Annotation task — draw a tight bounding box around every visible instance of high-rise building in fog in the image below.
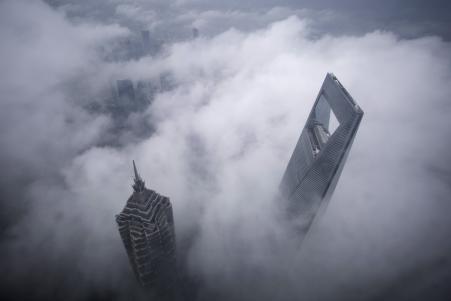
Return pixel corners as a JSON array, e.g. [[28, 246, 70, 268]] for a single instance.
[[192, 28, 199, 39], [141, 30, 151, 48], [116, 161, 177, 298], [279, 73, 363, 234], [140, 30, 160, 55], [117, 79, 135, 101]]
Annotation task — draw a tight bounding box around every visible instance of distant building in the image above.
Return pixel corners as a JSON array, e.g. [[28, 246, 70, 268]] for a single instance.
[[141, 30, 151, 47], [115, 79, 156, 112], [109, 79, 136, 119], [279, 73, 363, 234], [192, 28, 199, 39], [135, 80, 155, 109], [140, 30, 161, 55], [117, 79, 135, 101], [116, 161, 177, 299]]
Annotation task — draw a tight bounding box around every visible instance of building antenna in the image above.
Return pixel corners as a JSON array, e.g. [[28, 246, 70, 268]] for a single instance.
[[132, 160, 145, 192]]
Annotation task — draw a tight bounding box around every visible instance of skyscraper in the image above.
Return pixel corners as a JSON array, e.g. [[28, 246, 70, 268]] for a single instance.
[[116, 161, 177, 298], [141, 30, 151, 49], [279, 73, 363, 234], [117, 79, 135, 102], [192, 28, 199, 39]]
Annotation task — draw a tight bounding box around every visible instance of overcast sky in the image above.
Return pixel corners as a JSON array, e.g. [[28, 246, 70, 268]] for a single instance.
[[1, 1, 451, 300]]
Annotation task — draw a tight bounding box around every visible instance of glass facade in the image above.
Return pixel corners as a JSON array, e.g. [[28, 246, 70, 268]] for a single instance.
[[279, 73, 364, 234]]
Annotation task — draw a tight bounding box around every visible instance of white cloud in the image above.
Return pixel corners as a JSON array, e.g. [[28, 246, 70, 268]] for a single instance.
[[2, 1, 451, 300], [58, 15, 451, 300]]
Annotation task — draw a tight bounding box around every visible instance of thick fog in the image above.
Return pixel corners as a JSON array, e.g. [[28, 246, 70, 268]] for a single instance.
[[1, 0, 451, 300]]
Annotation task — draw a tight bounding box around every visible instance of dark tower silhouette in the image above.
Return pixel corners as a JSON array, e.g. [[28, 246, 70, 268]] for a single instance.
[[141, 30, 151, 47], [192, 28, 199, 39], [117, 79, 135, 101], [116, 161, 177, 299]]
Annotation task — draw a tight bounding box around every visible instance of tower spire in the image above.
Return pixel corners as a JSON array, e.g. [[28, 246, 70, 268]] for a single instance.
[[132, 160, 146, 192], [133, 160, 140, 181]]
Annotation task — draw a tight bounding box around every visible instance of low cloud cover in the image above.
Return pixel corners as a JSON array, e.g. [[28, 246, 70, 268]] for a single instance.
[[1, 1, 451, 300]]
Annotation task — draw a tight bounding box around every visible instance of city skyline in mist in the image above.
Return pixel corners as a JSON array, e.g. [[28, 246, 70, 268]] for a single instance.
[[1, 1, 451, 300]]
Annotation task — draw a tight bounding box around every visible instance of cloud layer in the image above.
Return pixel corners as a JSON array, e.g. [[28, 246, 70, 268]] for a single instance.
[[1, 1, 451, 300]]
